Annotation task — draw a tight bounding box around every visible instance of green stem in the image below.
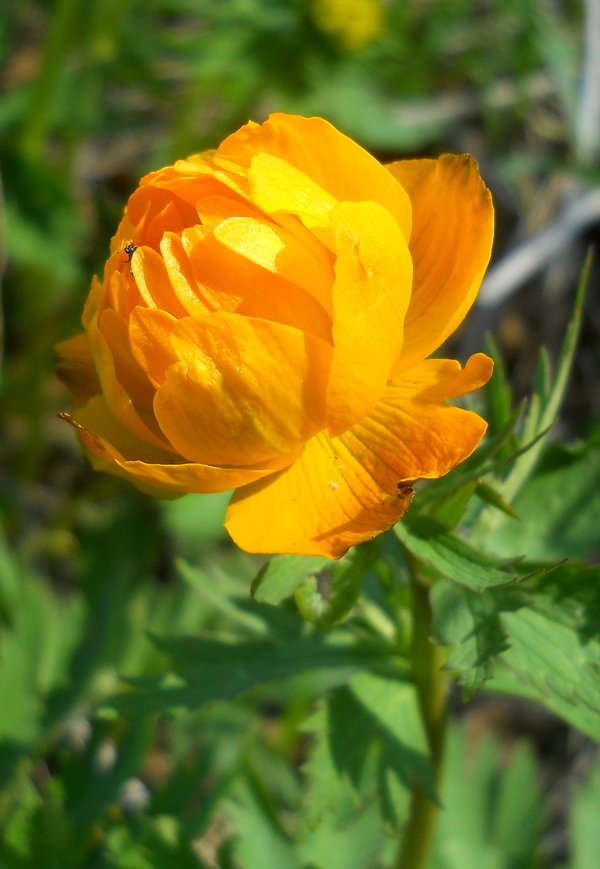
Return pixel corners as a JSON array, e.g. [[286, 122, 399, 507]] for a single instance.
[[395, 559, 448, 869]]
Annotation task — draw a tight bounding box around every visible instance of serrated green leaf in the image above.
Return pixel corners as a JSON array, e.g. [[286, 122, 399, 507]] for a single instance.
[[103, 632, 389, 717], [301, 674, 433, 833], [486, 664, 600, 746], [396, 518, 521, 591], [499, 604, 600, 718], [431, 581, 526, 694], [252, 554, 330, 605], [483, 563, 600, 739], [349, 672, 436, 807], [486, 440, 600, 561]]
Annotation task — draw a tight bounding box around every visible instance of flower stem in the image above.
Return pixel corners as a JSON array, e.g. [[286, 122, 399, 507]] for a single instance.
[[395, 558, 449, 869]]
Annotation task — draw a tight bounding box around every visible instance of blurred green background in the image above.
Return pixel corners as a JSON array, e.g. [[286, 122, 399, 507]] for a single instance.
[[1, 1, 599, 866]]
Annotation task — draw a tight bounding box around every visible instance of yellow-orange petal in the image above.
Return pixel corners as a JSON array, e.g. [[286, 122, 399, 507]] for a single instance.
[[153, 313, 333, 466], [55, 333, 100, 407], [128, 307, 179, 388], [218, 113, 412, 239], [225, 431, 414, 558], [98, 308, 156, 410], [248, 153, 338, 227], [111, 183, 201, 253], [181, 225, 332, 341], [159, 233, 212, 316], [349, 353, 493, 480], [85, 305, 173, 452], [324, 200, 412, 434], [131, 246, 189, 318], [213, 215, 334, 315], [62, 395, 288, 495], [225, 353, 492, 557], [142, 152, 244, 209], [386, 154, 494, 374]]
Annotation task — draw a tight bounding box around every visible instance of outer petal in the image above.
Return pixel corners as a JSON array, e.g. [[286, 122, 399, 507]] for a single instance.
[[225, 431, 414, 558], [325, 201, 412, 434], [128, 307, 179, 388], [386, 154, 494, 374], [245, 165, 413, 433], [86, 303, 173, 452], [153, 314, 333, 466], [62, 396, 293, 495], [225, 353, 492, 557], [217, 113, 412, 239], [55, 333, 100, 407]]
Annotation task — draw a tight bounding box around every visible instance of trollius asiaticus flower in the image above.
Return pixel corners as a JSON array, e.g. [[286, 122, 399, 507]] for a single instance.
[[57, 113, 494, 557]]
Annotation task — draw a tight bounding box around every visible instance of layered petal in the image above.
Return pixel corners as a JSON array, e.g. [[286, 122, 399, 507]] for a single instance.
[[55, 333, 100, 407], [217, 113, 412, 239], [225, 354, 492, 557], [153, 314, 333, 466], [245, 159, 413, 432], [324, 201, 412, 433], [62, 395, 289, 495], [112, 183, 201, 253], [175, 225, 332, 340], [131, 246, 189, 317], [213, 215, 334, 315], [386, 154, 494, 374]]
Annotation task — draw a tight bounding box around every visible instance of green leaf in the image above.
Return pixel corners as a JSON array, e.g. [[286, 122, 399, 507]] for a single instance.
[[396, 517, 521, 591], [484, 562, 600, 740], [473, 481, 519, 520], [103, 817, 201, 869], [301, 673, 434, 832], [483, 333, 514, 438], [490, 251, 590, 509], [226, 778, 301, 869], [431, 581, 526, 694], [570, 753, 600, 869], [251, 554, 330, 605], [500, 604, 600, 715], [349, 672, 436, 808], [419, 480, 479, 530], [432, 725, 542, 868], [103, 631, 390, 717], [486, 665, 600, 743], [294, 543, 378, 628], [485, 439, 600, 561]]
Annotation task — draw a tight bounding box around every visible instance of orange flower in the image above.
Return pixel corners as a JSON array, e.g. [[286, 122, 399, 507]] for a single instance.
[[56, 114, 494, 558]]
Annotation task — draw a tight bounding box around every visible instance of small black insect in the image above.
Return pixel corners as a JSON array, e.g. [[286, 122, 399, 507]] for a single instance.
[[121, 242, 137, 263]]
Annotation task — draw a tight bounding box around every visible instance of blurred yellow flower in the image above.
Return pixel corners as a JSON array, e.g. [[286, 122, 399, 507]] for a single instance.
[[312, 0, 384, 52], [57, 113, 494, 558]]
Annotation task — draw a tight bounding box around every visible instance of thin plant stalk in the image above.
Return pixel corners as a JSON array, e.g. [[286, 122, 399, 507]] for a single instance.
[[395, 555, 449, 869]]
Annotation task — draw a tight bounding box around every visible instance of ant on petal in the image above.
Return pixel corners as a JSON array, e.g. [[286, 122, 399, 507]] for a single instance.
[[121, 241, 137, 264]]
